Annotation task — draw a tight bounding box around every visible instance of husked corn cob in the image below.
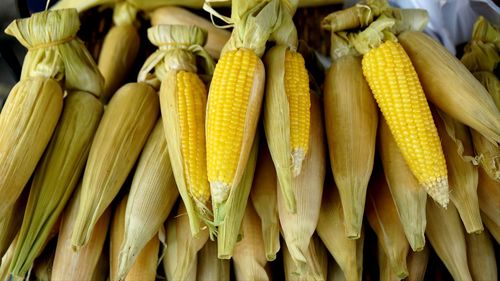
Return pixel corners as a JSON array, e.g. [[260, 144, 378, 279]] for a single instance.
[[466, 231, 498, 281], [197, 240, 230, 281], [0, 188, 28, 258], [406, 246, 429, 281]]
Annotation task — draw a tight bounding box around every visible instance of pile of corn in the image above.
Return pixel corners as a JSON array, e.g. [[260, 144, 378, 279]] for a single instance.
[[0, 0, 498, 280]]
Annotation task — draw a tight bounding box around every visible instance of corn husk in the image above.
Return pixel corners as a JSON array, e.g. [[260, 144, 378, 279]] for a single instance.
[[398, 31, 500, 144], [283, 234, 328, 281], [250, 143, 280, 261], [279, 94, 325, 271], [378, 116, 426, 251], [197, 240, 230, 281], [321, 1, 389, 33], [0, 187, 28, 258], [150, 6, 230, 59], [117, 119, 178, 280], [473, 71, 500, 108], [366, 170, 409, 279], [471, 126, 500, 182], [481, 212, 500, 243], [32, 238, 56, 281], [163, 201, 209, 281], [217, 135, 259, 258], [233, 201, 269, 281], [426, 199, 473, 281], [377, 241, 401, 281], [323, 33, 377, 238], [0, 235, 17, 281], [433, 110, 483, 233], [51, 187, 111, 281], [125, 235, 160, 281], [72, 82, 159, 248], [9, 91, 103, 279], [406, 245, 429, 281], [317, 177, 364, 281], [477, 167, 500, 229], [110, 194, 128, 281], [466, 230, 498, 281], [90, 247, 109, 281], [327, 258, 346, 281]]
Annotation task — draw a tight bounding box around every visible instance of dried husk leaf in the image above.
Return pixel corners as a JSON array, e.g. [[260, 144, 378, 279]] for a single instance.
[[406, 245, 429, 281], [324, 48, 377, 238], [321, 0, 389, 33], [434, 111, 483, 233], [398, 31, 500, 143], [282, 234, 328, 281], [217, 136, 259, 258], [378, 116, 426, 251], [0, 188, 28, 258], [466, 230, 498, 281], [90, 247, 109, 281], [110, 194, 128, 281], [327, 258, 346, 281], [317, 178, 364, 281], [481, 212, 500, 244], [125, 235, 159, 281], [426, 199, 473, 281], [32, 238, 56, 281], [117, 119, 178, 280], [52, 187, 111, 281], [477, 167, 500, 228], [0, 235, 17, 281], [250, 144, 280, 261], [163, 202, 209, 281], [233, 201, 269, 281], [197, 240, 230, 281], [150, 6, 230, 59], [377, 241, 401, 281], [72, 82, 159, 248], [473, 71, 500, 110], [471, 128, 500, 181], [366, 171, 409, 279], [10, 91, 103, 279], [0, 78, 63, 218]]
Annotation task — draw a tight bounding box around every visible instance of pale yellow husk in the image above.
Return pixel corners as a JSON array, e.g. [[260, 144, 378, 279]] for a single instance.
[[233, 201, 269, 281], [473, 71, 500, 109], [466, 230, 498, 281], [434, 110, 482, 233], [321, 0, 390, 33], [52, 187, 111, 281], [197, 240, 230, 281], [90, 248, 109, 281], [110, 194, 128, 281], [279, 94, 325, 271], [125, 235, 160, 281], [406, 246, 429, 281], [163, 202, 209, 281], [366, 171, 409, 279], [117, 119, 178, 280], [0, 235, 17, 281], [378, 116, 426, 251], [10, 91, 103, 279], [317, 178, 364, 281], [0, 188, 28, 258], [32, 239, 56, 281], [426, 199, 473, 281], [283, 234, 328, 281], [324, 35, 377, 238], [377, 241, 401, 281], [481, 212, 500, 244], [250, 144, 280, 261], [477, 167, 500, 228], [72, 82, 159, 248], [328, 258, 347, 281], [471, 127, 500, 182]]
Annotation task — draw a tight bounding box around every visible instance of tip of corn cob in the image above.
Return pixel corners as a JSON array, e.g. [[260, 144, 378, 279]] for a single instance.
[[423, 177, 449, 208], [210, 182, 230, 204], [292, 149, 306, 177]]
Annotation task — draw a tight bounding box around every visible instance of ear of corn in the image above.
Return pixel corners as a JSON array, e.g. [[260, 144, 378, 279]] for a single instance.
[[481, 212, 500, 243], [398, 30, 500, 143], [377, 241, 402, 281], [250, 144, 280, 261], [197, 240, 230, 281], [282, 234, 328, 281], [52, 187, 111, 281], [0, 78, 63, 218], [366, 170, 409, 279], [477, 167, 500, 228], [124, 235, 160, 281], [406, 246, 429, 281], [279, 94, 325, 271], [0, 187, 28, 258], [323, 35, 377, 238], [378, 116, 426, 251], [110, 194, 128, 281], [10, 91, 103, 279], [433, 110, 482, 233], [118, 119, 178, 280], [466, 230, 498, 281], [72, 82, 159, 248], [317, 177, 364, 281], [426, 198, 473, 281], [0, 235, 17, 281]]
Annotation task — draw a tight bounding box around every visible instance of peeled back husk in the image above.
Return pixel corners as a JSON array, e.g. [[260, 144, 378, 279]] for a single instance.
[[282, 234, 328, 281], [398, 31, 500, 143], [197, 240, 230, 281], [0, 187, 28, 258], [406, 246, 429, 281], [278, 94, 325, 271], [477, 167, 500, 228], [466, 230, 498, 281], [72, 82, 159, 248]]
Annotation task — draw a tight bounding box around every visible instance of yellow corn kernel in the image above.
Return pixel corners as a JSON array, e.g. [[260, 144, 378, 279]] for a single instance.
[[284, 50, 310, 174], [177, 71, 211, 205], [362, 40, 448, 207], [206, 48, 259, 200]]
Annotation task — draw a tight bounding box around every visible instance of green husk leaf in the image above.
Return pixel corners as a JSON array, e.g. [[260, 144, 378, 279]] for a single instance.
[[329, 32, 359, 60], [461, 41, 500, 73], [349, 16, 396, 54], [470, 16, 500, 50]]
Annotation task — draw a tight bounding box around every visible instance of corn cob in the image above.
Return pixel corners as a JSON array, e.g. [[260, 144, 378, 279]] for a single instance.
[[317, 177, 364, 281], [481, 212, 500, 244], [250, 144, 280, 261], [433, 110, 482, 233], [197, 240, 230, 281], [32, 238, 56, 281], [406, 246, 429, 281], [398, 30, 500, 143], [426, 199, 473, 281], [378, 116, 426, 251], [51, 187, 111, 281], [9, 90, 103, 279], [0, 188, 28, 259], [283, 234, 328, 281], [366, 170, 409, 279], [117, 120, 178, 280], [72, 82, 159, 248], [279, 94, 325, 271], [466, 230, 498, 281], [110, 194, 128, 281], [377, 241, 401, 281], [477, 167, 500, 228], [163, 201, 209, 281], [323, 32, 377, 238]]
